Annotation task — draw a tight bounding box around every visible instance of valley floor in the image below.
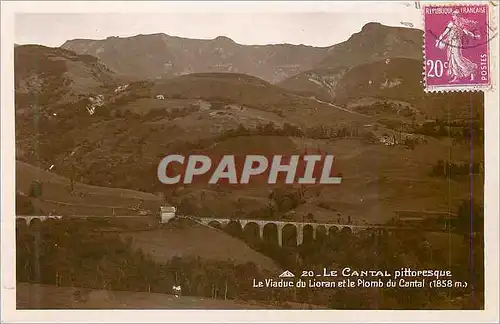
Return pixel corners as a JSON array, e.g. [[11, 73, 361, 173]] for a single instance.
[[16, 283, 284, 309]]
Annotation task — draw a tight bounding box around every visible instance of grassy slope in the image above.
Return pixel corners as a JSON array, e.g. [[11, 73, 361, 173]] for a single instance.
[[305, 137, 483, 222], [120, 220, 280, 272], [16, 161, 281, 272], [16, 160, 163, 215], [161, 134, 483, 223]]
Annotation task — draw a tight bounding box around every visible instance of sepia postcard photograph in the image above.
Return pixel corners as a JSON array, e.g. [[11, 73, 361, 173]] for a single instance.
[[1, 1, 499, 323]]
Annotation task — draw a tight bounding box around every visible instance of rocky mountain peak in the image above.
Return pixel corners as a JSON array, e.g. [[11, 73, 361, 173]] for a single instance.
[[213, 36, 236, 45], [361, 22, 384, 32]]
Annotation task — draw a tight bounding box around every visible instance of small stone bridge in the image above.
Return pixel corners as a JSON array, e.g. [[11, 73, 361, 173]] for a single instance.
[[194, 217, 392, 246], [15, 215, 142, 226], [16, 215, 63, 225]]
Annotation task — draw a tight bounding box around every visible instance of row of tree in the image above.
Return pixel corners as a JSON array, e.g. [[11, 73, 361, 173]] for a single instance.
[[430, 160, 482, 179], [217, 122, 363, 142]]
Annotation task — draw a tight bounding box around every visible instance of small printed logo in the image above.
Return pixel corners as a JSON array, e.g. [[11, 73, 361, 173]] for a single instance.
[[279, 270, 295, 278]]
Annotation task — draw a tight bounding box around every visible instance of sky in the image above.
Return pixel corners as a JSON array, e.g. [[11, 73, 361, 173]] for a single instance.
[[14, 2, 422, 48]]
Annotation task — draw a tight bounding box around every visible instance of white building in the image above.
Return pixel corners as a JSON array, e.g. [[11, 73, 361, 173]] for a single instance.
[[160, 206, 176, 223], [114, 84, 129, 93], [172, 285, 182, 298]]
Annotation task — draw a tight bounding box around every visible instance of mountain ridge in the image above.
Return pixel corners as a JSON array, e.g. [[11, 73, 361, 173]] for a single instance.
[[60, 32, 330, 83], [58, 22, 424, 95], [15, 22, 483, 224]]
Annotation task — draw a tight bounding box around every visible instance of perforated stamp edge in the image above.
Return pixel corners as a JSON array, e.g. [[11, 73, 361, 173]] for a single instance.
[[422, 2, 497, 93]]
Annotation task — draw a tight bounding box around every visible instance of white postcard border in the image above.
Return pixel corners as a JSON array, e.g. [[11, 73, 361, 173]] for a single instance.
[[1, 1, 499, 323]]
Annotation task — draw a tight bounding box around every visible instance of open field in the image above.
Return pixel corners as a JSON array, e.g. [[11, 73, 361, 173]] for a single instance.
[[16, 160, 163, 215], [16, 283, 284, 309], [120, 220, 281, 272]]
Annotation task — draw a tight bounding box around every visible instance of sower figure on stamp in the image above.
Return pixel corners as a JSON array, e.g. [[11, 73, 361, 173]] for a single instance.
[[435, 10, 481, 83]]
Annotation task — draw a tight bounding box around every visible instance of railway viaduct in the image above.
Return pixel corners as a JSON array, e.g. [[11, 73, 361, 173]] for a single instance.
[[16, 215, 391, 247], [194, 217, 390, 246]]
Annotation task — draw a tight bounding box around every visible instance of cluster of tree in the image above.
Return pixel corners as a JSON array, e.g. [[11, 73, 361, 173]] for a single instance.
[[107, 81, 152, 108], [429, 160, 481, 179], [305, 125, 360, 140], [16, 194, 36, 215], [177, 195, 203, 216], [391, 199, 484, 234], [354, 101, 415, 118], [377, 117, 483, 146], [402, 137, 419, 150], [29, 180, 43, 198], [220, 199, 484, 309], [413, 122, 451, 137], [220, 123, 418, 149], [218, 123, 361, 142], [209, 101, 227, 110], [174, 187, 307, 220], [411, 119, 483, 142], [455, 198, 484, 234], [268, 187, 304, 213], [16, 219, 292, 307], [145, 106, 199, 121]]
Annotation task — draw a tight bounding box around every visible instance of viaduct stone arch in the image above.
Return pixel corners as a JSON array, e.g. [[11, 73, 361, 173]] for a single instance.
[[196, 217, 360, 247], [16, 215, 62, 226]]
